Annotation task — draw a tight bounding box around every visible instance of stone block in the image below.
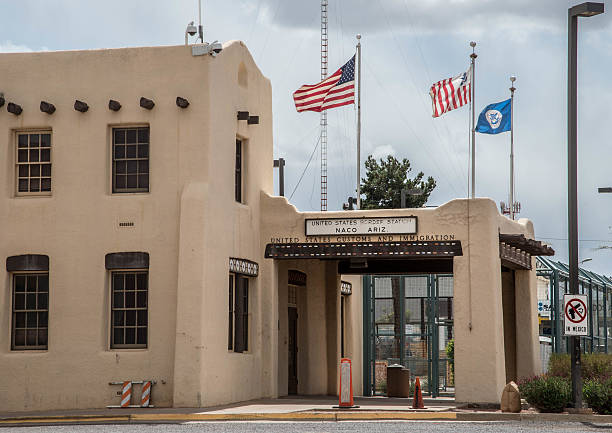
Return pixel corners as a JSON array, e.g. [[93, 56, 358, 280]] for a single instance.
[[501, 381, 521, 413]]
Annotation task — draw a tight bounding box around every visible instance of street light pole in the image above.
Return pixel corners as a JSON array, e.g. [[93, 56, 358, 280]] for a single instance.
[[567, 1, 604, 409]]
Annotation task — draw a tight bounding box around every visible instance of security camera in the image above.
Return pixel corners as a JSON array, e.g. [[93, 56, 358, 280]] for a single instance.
[[186, 21, 197, 36], [210, 40, 222, 54]]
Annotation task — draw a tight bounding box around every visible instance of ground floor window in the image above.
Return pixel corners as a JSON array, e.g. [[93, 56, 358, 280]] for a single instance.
[[111, 270, 148, 348], [228, 273, 249, 352], [12, 273, 49, 350]]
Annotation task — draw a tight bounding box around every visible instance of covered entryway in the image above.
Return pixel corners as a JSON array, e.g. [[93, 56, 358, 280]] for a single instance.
[[261, 196, 554, 404]]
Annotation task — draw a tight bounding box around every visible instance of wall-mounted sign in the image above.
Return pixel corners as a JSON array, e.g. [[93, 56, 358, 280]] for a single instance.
[[341, 281, 352, 296], [538, 299, 551, 317], [305, 216, 417, 236], [229, 257, 259, 277]]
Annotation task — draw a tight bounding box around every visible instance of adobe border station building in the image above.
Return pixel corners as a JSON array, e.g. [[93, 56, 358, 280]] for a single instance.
[[0, 41, 553, 411]]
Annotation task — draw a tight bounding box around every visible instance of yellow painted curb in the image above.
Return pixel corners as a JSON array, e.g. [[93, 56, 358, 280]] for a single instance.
[[0, 411, 459, 425], [0, 416, 130, 425], [335, 412, 457, 420]]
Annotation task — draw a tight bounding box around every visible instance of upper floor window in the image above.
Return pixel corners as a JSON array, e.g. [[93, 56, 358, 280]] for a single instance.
[[112, 127, 149, 193], [16, 131, 52, 195], [235, 139, 243, 203]]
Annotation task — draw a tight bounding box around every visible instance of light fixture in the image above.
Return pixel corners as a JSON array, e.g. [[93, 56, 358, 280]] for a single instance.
[[40, 101, 56, 114], [7, 102, 22, 115], [109, 100, 121, 111], [74, 100, 89, 112], [176, 97, 190, 108], [185, 21, 197, 45], [140, 97, 155, 110]]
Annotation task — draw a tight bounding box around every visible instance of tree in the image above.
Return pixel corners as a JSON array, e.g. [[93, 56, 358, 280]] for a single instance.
[[360, 154, 436, 359], [360, 155, 436, 209]]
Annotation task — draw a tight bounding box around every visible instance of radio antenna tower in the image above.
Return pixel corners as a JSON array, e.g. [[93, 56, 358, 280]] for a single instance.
[[320, 0, 328, 211]]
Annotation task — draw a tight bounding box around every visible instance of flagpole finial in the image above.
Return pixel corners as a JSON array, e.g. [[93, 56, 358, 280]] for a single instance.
[[469, 41, 477, 59], [356, 34, 361, 40], [510, 75, 516, 93]]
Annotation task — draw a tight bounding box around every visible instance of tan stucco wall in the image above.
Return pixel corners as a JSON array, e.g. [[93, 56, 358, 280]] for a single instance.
[[0, 41, 273, 411]]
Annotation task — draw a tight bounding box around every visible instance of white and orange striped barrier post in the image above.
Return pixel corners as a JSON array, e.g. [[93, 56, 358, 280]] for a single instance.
[[108, 380, 156, 408], [140, 380, 152, 407], [120, 381, 132, 408]]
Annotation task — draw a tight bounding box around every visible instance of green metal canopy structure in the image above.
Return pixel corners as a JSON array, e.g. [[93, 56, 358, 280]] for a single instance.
[[536, 257, 612, 355]]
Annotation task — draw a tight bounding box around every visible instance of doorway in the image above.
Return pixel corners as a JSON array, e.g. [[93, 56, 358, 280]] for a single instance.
[[363, 274, 454, 397], [288, 281, 299, 395]]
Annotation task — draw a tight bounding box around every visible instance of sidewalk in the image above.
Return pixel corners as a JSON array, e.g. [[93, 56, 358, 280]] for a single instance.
[[1, 396, 611, 426]]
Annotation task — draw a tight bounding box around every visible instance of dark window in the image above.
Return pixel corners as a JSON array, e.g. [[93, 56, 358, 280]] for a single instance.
[[229, 273, 249, 352], [235, 139, 242, 203], [228, 275, 234, 350], [16, 132, 52, 194], [113, 127, 149, 193], [111, 271, 148, 348], [12, 273, 49, 350]]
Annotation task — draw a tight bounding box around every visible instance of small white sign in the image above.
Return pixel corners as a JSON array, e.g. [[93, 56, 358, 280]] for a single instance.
[[305, 217, 417, 236], [538, 299, 551, 317], [563, 294, 588, 336]]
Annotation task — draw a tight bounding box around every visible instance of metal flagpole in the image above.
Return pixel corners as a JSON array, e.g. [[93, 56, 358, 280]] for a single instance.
[[356, 34, 362, 209], [470, 42, 477, 198], [509, 76, 516, 219]]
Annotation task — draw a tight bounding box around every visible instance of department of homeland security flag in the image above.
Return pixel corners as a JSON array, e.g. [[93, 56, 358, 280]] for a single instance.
[[293, 55, 355, 113], [430, 66, 471, 118], [476, 99, 511, 134]]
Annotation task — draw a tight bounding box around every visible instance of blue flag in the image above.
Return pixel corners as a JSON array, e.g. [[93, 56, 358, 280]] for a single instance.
[[475, 99, 511, 134]]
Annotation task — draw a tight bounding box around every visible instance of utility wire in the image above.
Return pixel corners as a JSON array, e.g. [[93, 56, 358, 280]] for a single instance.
[[290, 134, 322, 201]]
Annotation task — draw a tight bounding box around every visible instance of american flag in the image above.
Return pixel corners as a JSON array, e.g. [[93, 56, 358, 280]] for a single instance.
[[430, 66, 471, 118], [293, 55, 355, 113]]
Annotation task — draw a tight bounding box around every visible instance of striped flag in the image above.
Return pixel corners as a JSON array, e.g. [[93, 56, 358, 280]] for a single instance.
[[293, 55, 355, 113], [430, 66, 471, 118]]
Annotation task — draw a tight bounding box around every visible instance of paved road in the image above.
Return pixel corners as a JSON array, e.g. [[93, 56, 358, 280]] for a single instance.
[[2, 421, 610, 432]]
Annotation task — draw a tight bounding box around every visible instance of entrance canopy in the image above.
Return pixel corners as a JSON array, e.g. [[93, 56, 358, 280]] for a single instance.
[[265, 240, 462, 274]]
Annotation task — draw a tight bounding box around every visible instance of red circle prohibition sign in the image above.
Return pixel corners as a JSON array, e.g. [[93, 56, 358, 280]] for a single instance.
[[565, 298, 587, 323]]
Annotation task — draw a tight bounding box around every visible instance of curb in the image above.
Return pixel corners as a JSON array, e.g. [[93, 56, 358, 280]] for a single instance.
[[0, 411, 611, 426]]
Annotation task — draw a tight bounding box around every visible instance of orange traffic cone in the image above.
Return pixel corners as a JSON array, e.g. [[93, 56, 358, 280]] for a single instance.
[[412, 377, 425, 409]]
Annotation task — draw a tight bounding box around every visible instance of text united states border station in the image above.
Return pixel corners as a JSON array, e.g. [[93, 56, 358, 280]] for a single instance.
[[305, 216, 418, 236]]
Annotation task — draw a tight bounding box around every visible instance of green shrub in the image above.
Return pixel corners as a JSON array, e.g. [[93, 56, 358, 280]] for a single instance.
[[519, 376, 571, 413], [548, 353, 570, 378], [446, 340, 454, 375], [583, 378, 612, 415], [548, 353, 612, 381], [583, 354, 612, 381]]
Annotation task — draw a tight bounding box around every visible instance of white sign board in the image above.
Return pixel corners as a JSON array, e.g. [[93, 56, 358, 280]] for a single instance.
[[305, 217, 417, 236], [538, 299, 551, 317], [563, 294, 588, 336]]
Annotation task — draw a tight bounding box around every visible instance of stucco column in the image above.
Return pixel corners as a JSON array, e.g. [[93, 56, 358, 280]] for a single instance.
[[325, 261, 340, 395], [453, 201, 507, 404], [514, 265, 541, 379], [173, 183, 209, 407]]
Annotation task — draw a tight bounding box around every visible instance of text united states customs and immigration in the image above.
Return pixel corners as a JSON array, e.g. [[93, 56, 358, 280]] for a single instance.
[[430, 66, 471, 118], [293, 55, 355, 113]]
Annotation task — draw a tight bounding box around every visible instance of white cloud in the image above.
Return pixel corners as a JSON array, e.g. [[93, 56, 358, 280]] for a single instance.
[[0, 40, 33, 53], [371, 144, 396, 160]]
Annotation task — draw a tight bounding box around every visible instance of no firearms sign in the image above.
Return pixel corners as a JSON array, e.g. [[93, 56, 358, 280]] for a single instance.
[[563, 294, 588, 336]]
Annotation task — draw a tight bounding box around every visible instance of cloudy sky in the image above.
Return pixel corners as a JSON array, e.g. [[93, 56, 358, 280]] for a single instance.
[[3, 0, 612, 274]]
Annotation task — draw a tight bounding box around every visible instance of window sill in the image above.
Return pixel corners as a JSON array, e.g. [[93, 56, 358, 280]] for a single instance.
[[111, 192, 150, 196], [14, 193, 52, 199], [8, 349, 48, 353], [108, 348, 149, 352]]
